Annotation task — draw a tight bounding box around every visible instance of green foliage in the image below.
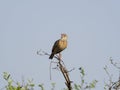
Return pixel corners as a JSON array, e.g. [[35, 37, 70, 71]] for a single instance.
[[38, 84, 44, 90], [3, 72, 35, 90], [2, 69, 97, 90], [2, 59, 119, 90], [51, 83, 56, 90], [72, 67, 98, 90], [88, 80, 98, 88], [74, 84, 81, 90]]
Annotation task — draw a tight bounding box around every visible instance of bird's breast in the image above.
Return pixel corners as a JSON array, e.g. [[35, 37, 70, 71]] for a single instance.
[[58, 40, 67, 49]]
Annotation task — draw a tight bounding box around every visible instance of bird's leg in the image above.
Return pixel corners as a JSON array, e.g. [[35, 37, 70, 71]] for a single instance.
[[56, 53, 62, 60], [59, 53, 62, 60]]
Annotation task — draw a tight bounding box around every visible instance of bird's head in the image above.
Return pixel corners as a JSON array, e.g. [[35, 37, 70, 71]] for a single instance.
[[61, 33, 68, 40]]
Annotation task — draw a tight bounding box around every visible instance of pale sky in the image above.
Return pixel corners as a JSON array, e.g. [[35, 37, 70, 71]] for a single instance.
[[0, 0, 120, 90]]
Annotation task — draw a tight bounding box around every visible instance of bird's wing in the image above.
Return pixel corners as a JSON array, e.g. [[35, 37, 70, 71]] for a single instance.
[[52, 39, 60, 52]]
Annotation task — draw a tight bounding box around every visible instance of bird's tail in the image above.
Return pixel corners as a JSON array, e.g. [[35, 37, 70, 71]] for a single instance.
[[49, 53, 54, 59]]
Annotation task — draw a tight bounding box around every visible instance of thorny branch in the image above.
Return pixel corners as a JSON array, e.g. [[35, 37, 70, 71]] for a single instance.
[[37, 49, 72, 90], [110, 57, 120, 69], [104, 58, 120, 90]]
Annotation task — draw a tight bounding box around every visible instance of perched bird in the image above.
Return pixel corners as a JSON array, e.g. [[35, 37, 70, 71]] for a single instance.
[[49, 34, 68, 59]]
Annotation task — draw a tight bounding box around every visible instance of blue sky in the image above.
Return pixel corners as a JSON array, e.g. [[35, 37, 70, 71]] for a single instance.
[[0, 0, 120, 90]]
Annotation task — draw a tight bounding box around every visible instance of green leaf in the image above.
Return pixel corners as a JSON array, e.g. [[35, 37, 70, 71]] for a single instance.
[[30, 83, 35, 87], [79, 67, 85, 76], [3, 72, 11, 81], [74, 84, 80, 90], [89, 80, 98, 88], [38, 84, 44, 90]]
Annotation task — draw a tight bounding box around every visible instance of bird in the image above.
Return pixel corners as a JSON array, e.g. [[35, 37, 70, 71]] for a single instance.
[[49, 34, 68, 60]]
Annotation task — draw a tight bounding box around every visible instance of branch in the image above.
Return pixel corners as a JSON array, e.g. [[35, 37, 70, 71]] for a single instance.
[[37, 49, 72, 90], [104, 58, 120, 90]]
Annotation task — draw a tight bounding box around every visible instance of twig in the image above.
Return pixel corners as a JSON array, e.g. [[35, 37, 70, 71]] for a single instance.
[[110, 57, 120, 69], [37, 49, 72, 90], [104, 58, 120, 90], [37, 49, 60, 60]]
